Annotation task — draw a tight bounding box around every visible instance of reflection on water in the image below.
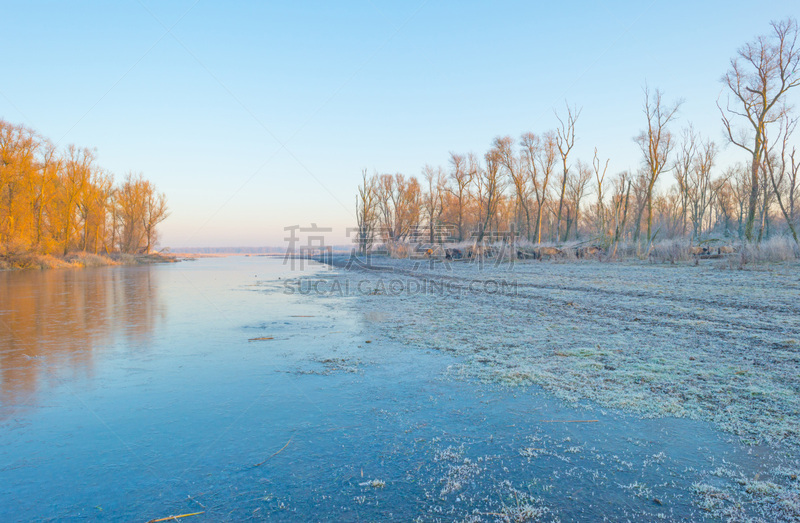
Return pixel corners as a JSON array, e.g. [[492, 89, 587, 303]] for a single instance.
[[0, 266, 163, 412]]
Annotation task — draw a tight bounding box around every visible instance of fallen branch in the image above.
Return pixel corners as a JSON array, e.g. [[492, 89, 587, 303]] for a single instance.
[[254, 438, 292, 466], [146, 511, 204, 523], [248, 337, 274, 342]]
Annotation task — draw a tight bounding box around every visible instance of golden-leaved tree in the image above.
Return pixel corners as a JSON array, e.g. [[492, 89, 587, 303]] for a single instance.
[[0, 119, 170, 258]]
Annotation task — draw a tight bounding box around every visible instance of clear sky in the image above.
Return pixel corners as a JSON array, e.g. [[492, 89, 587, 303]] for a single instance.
[[1, 1, 797, 247]]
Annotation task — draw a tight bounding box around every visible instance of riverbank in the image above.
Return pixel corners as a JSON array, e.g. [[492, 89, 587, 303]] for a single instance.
[[303, 254, 800, 520], [0, 251, 185, 270], [318, 255, 800, 446]]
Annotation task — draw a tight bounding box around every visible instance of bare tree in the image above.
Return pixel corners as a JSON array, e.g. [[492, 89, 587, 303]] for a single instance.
[[61, 145, 96, 254], [30, 139, 60, 247], [469, 152, 486, 232], [555, 103, 581, 242], [565, 160, 592, 240], [592, 148, 609, 239], [375, 174, 396, 242], [0, 122, 38, 251], [631, 169, 649, 243], [495, 136, 531, 240], [355, 169, 377, 255], [446, 152, 473, 241], [788, 150, 800, 227], [609, 170, 632, 253], [688, 138, 718, 240], [788, 149, 800, 226], [634, 86, 682, 243], [142, 182, 169, 253], [764, 115, 800, 244], [727, 163, 751, 235], [675, 127, 719, 240], [719, 17, 800, 241], [711, 172, 736, 234], [422, 165, 446, 243], [79, 168, 113, 253], [117, 172, 148, 253], [394, 175, 421, 242], [475, 149, 505, 243], [674, 126, 698, 236], [521, 132, 555, 244]]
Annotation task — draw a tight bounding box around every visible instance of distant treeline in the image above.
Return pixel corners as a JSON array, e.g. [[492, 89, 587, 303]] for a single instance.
[[354, 18, 800, 253], [177, 246, 285, 254], [0, 119, 169, 258], [175, 246, 356, 254]]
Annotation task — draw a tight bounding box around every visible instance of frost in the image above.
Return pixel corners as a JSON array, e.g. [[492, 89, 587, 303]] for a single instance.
[[331, 258, 800, 450], [440, 460, 481, 496], [621, 481, 652, 499], [358, 479, 385, 488], [643, 451, 667, 467], [322, 257, 800, 520]]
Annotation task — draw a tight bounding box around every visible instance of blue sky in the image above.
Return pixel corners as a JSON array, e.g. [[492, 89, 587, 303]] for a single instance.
[[1, 1, 797, 247]]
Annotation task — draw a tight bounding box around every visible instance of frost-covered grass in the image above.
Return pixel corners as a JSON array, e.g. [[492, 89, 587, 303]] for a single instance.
[[358, 479, 386, 488], [692, 466, 800, 522], [647, 237, 798, 265], [374, 237, 799, 265], [417, 442, 556, 522], [738, 237, 800, 265], [329, 257, 800, 448], [318, 256, 800, 520]]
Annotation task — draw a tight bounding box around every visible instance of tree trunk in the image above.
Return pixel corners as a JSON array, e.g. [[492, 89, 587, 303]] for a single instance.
[[745, 136, 762, 241], [556, 176, 567, 242]]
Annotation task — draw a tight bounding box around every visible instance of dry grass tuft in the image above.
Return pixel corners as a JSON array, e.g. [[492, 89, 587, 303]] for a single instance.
[[1, 251, 179, 270], [648, 239, 692, 263], [65, 252, 117, 268]]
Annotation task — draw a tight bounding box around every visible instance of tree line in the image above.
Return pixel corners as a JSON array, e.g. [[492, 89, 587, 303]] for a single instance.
[[355, 18, 800, 254], [0, 120, 169, 258]]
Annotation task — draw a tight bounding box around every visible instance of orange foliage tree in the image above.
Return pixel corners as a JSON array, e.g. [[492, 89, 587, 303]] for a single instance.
[[0, 119, 169, 258]]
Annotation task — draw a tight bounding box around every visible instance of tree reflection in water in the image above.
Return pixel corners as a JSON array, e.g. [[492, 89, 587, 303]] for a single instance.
[[0, 266, 163, 415]]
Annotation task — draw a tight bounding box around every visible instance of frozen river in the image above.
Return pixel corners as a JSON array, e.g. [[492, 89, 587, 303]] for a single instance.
[[1, 256, 797, 521]]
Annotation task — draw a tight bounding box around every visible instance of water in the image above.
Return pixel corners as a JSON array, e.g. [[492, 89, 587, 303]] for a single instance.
[[0, 257, 785, 521]]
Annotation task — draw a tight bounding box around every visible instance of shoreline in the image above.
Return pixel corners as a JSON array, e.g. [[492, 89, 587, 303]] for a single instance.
[[306, 255, 800, 519], [317, 256, 800, 449], [315, 250, 800, 272], [0, 251, 188, 271]]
